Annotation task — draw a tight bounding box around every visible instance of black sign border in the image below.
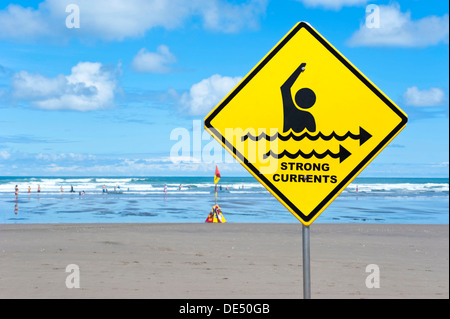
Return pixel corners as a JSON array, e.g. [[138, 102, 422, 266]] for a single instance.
[[204, 22, 408, 224]]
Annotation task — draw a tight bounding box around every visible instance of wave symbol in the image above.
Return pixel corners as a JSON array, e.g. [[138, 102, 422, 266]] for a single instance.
[[264, 145, 351, 163], [242, 127, 372, 146]]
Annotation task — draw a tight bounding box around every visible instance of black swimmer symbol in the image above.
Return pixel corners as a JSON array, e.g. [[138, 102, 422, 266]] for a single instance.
[[282, 63, 316, 133], [243, 62, 372, 163]]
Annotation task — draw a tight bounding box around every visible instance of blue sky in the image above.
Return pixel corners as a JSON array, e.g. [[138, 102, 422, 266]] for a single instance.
[[0, 0, 448, 177]]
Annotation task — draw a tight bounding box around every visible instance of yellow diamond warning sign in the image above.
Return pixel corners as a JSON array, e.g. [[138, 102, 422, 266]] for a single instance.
[[204, 22, 408, 226]]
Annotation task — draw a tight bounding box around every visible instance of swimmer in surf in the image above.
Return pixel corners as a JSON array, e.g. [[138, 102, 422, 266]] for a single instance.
[[281, 63, 316, 133]]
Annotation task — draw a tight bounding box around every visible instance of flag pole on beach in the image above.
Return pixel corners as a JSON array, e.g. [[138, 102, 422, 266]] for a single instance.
[[214, 165, 221, 204], [205, 166, 226, 223]]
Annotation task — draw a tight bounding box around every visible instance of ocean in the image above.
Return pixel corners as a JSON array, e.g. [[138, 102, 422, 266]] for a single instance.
[[1, 176, 448, 224]]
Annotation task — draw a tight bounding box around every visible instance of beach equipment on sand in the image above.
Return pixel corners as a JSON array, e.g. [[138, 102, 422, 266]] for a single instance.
[[205, 204, 226, 223]]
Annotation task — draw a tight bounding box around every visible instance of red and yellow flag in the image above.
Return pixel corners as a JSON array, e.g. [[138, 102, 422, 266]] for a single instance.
[[214, 166, 221, 184]]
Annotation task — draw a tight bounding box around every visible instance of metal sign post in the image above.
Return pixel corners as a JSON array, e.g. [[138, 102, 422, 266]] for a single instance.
[[302, 225, 311, 299]]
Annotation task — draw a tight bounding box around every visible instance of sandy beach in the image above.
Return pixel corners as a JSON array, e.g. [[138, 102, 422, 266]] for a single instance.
[[0, 223, 448, 299]]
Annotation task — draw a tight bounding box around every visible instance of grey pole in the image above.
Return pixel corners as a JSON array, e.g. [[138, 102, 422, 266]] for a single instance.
[[302, 224, 311, 299]]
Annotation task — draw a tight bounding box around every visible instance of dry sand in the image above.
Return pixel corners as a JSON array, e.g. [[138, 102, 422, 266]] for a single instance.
[[0, 223, 448, 299]]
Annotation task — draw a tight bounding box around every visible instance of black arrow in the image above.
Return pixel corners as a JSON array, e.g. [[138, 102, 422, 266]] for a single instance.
[[242, 127, 372, 146], [357, 127, 372, 146], [264, 145, 351, 163]]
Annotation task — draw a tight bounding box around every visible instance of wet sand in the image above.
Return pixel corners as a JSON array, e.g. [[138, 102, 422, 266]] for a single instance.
[[0, 223, 448, 299]]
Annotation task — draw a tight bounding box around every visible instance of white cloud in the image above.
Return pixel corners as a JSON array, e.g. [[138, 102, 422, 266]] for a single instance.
[[201, 0, 268, 33], [35, 152, 96, 161], [12, 62, 119, 111], [179, 74, 243, 116], [348, 3, 449, 47], [297, 0, 369, 10], [45, 0, 190, 40], [0, 4, 51, 41], [403, 86, 446, 107], [0, 150, 10, 160], [0, 0, 268, 42], [131, 45, 176, 74], [35, 156, 241, 176]]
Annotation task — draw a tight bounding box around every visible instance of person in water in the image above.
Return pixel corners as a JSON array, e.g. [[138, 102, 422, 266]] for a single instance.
[[281, 62, 316, 133]]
